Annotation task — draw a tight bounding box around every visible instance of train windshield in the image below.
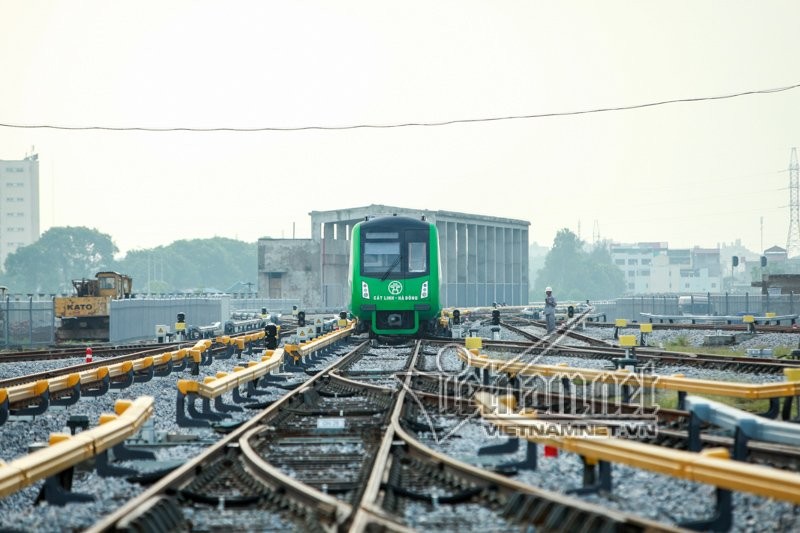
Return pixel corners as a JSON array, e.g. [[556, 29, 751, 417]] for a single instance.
[[363, 242, 401, 273], [362, 229, 429, 278]]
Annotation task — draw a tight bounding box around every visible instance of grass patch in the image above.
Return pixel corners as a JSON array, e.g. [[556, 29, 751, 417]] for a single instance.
[[773, 346, 793, 358], [662, 343, 747, 357], [670, 335, 690, 347]]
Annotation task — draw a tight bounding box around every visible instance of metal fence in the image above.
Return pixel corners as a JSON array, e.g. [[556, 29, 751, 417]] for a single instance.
[[0, 296, 55, 348], [0, 294, 312, 348], [594, 293, 800, 323], [110, 297, 225, 343]]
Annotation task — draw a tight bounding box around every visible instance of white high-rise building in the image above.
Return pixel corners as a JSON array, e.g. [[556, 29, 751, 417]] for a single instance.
[[611, 242, 723, 295], [0, 154, 40, 272]]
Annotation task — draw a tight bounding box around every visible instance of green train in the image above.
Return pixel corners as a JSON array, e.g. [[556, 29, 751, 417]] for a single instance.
[[349, 215, 442, 336]]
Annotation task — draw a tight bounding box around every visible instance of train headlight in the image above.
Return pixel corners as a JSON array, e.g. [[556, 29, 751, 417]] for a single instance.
[[421, 281, 428, 298], [361, 281, 370, 299]]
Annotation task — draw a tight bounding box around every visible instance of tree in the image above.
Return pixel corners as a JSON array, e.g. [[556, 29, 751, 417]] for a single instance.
[[533, 229, 624, 301], [3, 227, 118, 293], [116, 237, 256, 293], [2, 229, 258, 295]]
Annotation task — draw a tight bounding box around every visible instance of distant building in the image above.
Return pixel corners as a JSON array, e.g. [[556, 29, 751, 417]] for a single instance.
[[764, 245, 788, 264], [609, 242, 666, 293], [752, 273, 800, 294], [257, 204, 530, 309], [0, 154, 40, 271], [611, 243, 721, 294], [225, 281, 256, 295]]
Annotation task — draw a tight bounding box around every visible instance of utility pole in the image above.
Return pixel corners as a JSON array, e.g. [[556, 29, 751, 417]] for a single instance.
[[787, 148, 800, 257]]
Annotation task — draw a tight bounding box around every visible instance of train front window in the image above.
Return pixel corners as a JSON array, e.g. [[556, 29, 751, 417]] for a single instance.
[[363, 241, 401, 274], [408, 242, 427, 273], [361, 226, 429, 278]]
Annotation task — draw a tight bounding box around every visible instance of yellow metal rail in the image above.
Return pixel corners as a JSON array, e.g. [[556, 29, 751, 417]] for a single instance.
[[0, 396, 154, 498], [284, 321, 355, 360], [176, 348, 284, 399], [459, 349, 800, 399], [474, 392, 800, 504], [0, 337, 241, 414]]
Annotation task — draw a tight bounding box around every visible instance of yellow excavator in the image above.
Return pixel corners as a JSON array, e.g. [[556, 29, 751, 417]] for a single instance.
[[54, 271, 132, 342]]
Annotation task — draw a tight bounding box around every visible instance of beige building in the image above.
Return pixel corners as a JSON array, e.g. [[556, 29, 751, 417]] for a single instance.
[[0, 154, 40, 272], [611, 243, 722, 294], [258, 204, 530, 309]]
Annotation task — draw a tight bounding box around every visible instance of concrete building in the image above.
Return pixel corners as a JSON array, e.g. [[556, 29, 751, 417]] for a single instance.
[[611, 243, 721, 294], [0, 154, 40, 272], [258, 205, 530, 309], [610, 242, 666, 293], [764, 245, 789, 264]]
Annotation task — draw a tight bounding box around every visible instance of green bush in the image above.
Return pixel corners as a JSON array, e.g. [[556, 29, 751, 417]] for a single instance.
[[669, 335, 691, 348]]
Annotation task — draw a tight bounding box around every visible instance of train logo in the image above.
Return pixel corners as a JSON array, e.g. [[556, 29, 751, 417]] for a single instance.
[[387, 281, 403, 295]]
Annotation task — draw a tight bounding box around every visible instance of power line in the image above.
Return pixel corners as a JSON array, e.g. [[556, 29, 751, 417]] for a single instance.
[[1, 82, 799, 133]]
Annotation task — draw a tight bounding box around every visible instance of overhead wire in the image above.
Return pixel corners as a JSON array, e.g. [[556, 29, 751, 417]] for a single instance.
[[0, 82, 799, 133]]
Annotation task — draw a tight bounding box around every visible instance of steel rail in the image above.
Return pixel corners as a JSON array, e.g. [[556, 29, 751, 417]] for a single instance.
[[407, 371, 800, 470], [348, 339, 423, 532], [84, 339, 370, 533], [499, 321, 800, 373], [348, 378, 681, 532], [351, 335, 678, 532], [238, 423, 352, 526], [0, 330, 270, 388], [474, 392, 800, 505]]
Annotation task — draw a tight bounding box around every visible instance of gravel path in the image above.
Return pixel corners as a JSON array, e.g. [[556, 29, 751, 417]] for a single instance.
[[413, 414, 800, 532], [3, 319, 800, 532], [0, 339, 355, 532]]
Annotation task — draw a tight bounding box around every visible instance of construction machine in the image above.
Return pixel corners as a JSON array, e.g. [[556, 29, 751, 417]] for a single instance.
[[54, 272, 132, 342]]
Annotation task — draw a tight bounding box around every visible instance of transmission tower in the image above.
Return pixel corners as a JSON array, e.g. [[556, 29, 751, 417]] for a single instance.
[[788, 148, 800, 257], [592, 220, 601, 245]]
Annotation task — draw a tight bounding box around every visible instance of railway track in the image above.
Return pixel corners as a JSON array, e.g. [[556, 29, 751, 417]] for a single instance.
[[408, 370, 800, 471], [499, 321, 800, 374], [0, 345, 177, 388], [0, 329, 294, 389], [0, 343, 179, 363], [86, 339, 673, 532], [585, 321, 800, 333]]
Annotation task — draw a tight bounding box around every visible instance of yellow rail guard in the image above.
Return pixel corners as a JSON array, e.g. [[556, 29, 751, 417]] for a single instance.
[[44, 374, 80, 395], [0, 396, 154, 498], [474, 392, 800, 504], [6, 380, 49, 405], [284, 321, 355, 359], [459, 349, 800, 400], [177, 348, 284, 399]]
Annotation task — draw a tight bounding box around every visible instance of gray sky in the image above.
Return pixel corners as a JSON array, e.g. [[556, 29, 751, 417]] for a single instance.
[[1, 1, 799, 256]]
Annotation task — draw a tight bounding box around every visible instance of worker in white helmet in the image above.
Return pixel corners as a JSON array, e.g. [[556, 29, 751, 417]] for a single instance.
[[544, 286, 557, 334]]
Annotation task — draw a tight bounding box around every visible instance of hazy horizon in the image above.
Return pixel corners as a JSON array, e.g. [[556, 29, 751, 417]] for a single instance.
[[1, 1, 799, 256]]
